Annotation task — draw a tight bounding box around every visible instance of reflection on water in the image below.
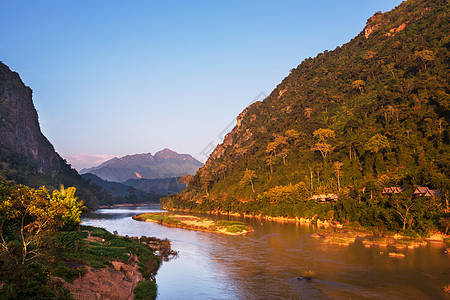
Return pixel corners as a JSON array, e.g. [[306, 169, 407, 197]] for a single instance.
[[82, 205, 450, 299]]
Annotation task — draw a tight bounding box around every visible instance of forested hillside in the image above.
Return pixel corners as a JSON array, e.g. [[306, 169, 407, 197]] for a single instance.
[[163, 0, 449, 236]]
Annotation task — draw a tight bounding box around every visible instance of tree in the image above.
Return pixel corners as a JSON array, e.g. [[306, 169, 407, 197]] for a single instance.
[[200, 172, 214, 196], [285, 129, 301, 141], [51, 186, 84, 230], [352, 80, 365, 94], [0, 184, 84, 265], [313, 128, 335, 142], [391, 192, 414, 231], [414, 50, 435, 70], [265, 156, 276, 173], [384, 105, 397, 123], [277, 149, 290, 165], [304, 108, 313, 118], [440, 217, 450, 234], [405, 129, 412, 138], [333, 162, 344, 191], [365, 134, 390, 153], [311, 129, 335, 159], [179, 175, 194, 187], [266, 134, 288, 157], [240, 169, 257, 193], [311, 142, 334, 158]]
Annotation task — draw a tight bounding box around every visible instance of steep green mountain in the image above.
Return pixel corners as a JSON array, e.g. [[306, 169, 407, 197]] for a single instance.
[[80, 148, 203, 182], [0, 61, 112, 209], [163, 0, 449, 235]]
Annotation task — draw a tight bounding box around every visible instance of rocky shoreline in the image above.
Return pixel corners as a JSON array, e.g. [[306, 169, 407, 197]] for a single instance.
[[166, 208, 450, 253], [310, 228, 450, 259]]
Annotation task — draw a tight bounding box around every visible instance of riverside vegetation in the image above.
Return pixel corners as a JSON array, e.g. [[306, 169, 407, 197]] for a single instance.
[[0, 182, 173, 299], [162, 0, 450, 238], [133, 212, 253, 235]]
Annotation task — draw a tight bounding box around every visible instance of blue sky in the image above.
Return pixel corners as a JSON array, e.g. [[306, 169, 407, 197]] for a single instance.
[[0, 0, 402, 169]]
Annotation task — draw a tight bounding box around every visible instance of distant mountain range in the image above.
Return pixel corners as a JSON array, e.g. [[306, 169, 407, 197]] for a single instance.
[[82, 173, 186, 197], [80, 149, 203, 183]]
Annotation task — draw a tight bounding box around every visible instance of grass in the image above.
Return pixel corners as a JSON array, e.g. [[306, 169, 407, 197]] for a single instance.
[[134, 213, 253, 235], [137, 213, 182, 226], [0, 222, 167, 300], [58, 226, 142, 269], [217, 220, 249, 233], [48, 226, 166, 299]]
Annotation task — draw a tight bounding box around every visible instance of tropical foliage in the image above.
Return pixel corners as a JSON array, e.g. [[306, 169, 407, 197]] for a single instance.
[[0, 183, 163, 299], [163, 0, 450, 236]]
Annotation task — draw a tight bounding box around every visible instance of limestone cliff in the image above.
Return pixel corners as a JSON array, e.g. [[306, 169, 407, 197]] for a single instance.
[[0, 62, 63, 175]]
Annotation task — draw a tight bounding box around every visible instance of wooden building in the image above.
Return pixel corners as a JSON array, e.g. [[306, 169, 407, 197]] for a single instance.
[[311, 194, 339, 202], [382, 187, 405, 196], [413, 187, 442, 197]]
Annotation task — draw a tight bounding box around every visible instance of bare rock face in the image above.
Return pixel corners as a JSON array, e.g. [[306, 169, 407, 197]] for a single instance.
[[0, 62, 63, 175], [62, 264, 142, 300], [364, 12, 385, 38]]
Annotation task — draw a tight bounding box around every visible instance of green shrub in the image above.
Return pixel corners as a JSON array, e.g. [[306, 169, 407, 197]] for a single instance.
[[55, 231, 85, 252], [53, 265, 86, 282], [89, 227, 114, 240], [227, 224, 247, 233], [134, 280, 157, 300]]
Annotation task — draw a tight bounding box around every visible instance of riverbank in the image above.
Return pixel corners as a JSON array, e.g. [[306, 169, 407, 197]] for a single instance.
[[311, 228, 438, 251], [167, 208, 343, 228], [55, 226, 175, 299], [133, 212, 254, 235], [165, 208, 450, 251], [98, 202, 160, 209]]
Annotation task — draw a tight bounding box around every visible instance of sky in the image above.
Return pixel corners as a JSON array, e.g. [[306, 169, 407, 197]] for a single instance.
[[0, 0, 403, 170]]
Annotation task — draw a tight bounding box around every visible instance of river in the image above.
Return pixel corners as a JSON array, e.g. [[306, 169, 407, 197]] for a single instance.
[[82, 205, 450, 299]]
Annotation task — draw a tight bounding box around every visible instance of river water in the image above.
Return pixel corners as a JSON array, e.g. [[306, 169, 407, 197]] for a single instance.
[[82, 205, 450, 299]]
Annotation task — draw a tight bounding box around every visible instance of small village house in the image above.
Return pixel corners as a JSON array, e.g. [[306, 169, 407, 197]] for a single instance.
[[382, 187, 405, 196], [413, 187, 442, 197], [311, 194, 339, 202]]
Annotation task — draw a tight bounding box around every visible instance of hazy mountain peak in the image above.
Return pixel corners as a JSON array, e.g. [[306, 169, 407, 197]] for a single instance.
[[80, 149, 203, 182]]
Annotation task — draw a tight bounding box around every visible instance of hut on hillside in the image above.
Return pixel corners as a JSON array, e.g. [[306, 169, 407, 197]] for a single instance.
[[382, 187, 405, 196], [311, 194, 339, 202], [413, 187, 442, 197]]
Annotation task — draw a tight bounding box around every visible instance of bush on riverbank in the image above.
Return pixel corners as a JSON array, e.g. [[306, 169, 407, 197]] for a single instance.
[[217, 220, 249, 233], [0, 182, 165, 299], [134, 279, 158, 300]]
